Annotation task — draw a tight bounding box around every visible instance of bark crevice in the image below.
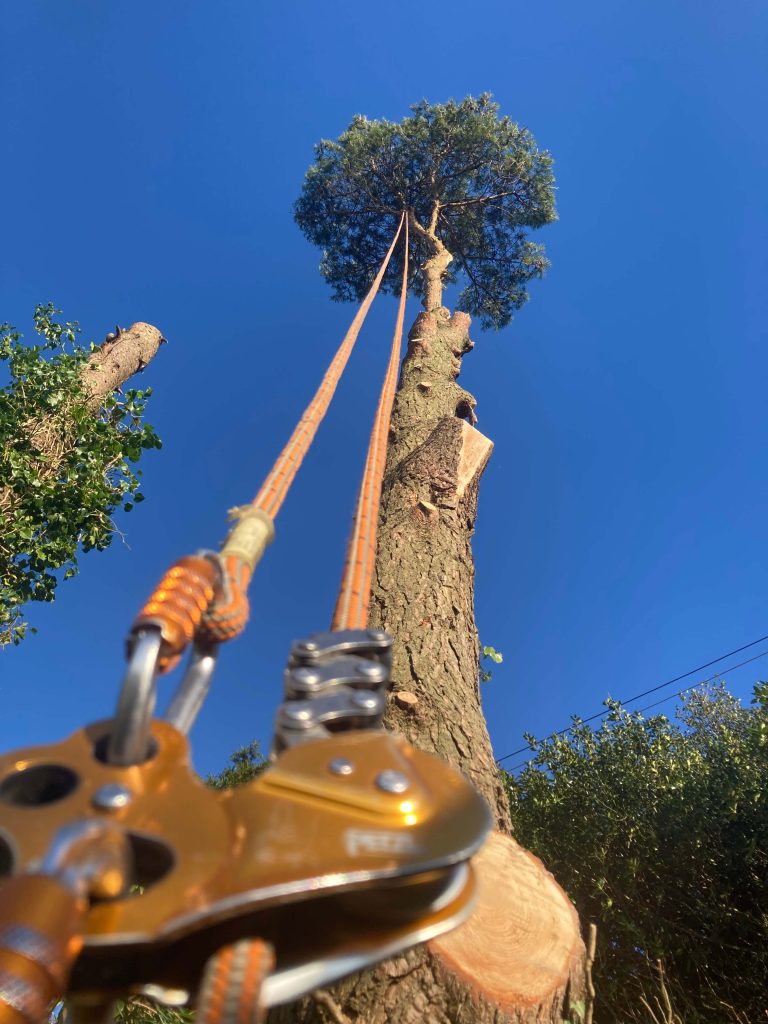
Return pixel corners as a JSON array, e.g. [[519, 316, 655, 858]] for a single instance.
[[371, 308, 509, 827], [268, 307, 585, 1023]]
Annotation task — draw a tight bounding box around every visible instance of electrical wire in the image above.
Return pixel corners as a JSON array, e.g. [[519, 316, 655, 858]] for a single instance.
[[496, 633, 768, 766]]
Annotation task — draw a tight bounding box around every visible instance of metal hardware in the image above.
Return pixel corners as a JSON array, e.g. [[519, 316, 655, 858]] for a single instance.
[[260, 863, 473, 1008], [0, 822, 131, 1024], [275, 690, 386, 750], [0, 716, 491, 1018], [351, 693, 379, 711], [0, 626, 492, 1019], [91, 785, 133, 813], [284, 657, 387, 700], [0, 966, 48, 1023], [375, 770, 410, 794], [165, 642, 219, 734], [288, 630, 392, 669], [107, 629, 162, 767], [358, 661, 387, 680], [291, 667, 321, 687], [282, 706, 312, 722], [294, 640, 318, 654], [110, 629, 218, 768], [40, 820, 131, 900], [274, 630, 394, 754]]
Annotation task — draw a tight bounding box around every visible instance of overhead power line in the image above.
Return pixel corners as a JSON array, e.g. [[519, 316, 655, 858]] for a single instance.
[[495, 633, 768, 766], [501, 649, 768, 773]]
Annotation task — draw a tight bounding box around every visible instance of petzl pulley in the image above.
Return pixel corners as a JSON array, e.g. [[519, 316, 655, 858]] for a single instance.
[[0, 214, 491, 1023], [0, 630, 489, 1022]]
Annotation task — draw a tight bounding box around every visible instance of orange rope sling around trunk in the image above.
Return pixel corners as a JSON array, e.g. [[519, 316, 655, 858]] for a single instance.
[[131, 214, 406, 670], [332, 217, 409, 631]]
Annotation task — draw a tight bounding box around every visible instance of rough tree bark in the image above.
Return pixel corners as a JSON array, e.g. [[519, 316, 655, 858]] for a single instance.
[[372, 306, 508, 829], [82, 322, 165, 405], [270, 297, 584, 1022]]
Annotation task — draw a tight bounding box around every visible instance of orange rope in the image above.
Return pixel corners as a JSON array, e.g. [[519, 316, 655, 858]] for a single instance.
[[131, 215, 407, 661], [331, 217, 409, 631], [253, 212, 405, 519]]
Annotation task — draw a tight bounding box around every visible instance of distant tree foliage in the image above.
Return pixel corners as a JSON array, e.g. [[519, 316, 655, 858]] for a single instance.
[[505, 684, 768, 1023], [0, 305, 161, 646], [206, 741, 266, 789], [295, 94, 556, 328]]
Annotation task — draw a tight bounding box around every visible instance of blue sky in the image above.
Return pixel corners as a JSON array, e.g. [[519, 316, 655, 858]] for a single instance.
[[2, 0, 767, 777]]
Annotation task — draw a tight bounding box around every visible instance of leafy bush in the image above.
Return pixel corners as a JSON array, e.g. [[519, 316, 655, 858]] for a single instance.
[[0, 304, 161, 645], [506, 684, 768, 1023]]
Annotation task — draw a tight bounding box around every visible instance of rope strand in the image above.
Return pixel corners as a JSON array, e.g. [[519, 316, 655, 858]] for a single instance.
[[332, 217, 409, 630], [254, 213, 406, 519], [132, 215, 406, 662]]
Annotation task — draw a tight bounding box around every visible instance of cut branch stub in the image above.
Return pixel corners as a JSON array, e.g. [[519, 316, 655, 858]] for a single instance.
[[83, 322, 165, 407], [456, 424, 493, 498], [430, 832, 585, 1020], [393, 691, 419, 712]]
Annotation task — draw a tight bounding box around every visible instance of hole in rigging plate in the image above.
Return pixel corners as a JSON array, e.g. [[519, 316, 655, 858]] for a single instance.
[[0, 834, 14, 876], [0, 764, 79, 807], [92, 733, 159, 766], [125, 833, 175, 893]]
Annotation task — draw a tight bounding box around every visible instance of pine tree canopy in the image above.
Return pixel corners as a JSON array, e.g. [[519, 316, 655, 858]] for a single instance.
[[294, 94, 557, 329]]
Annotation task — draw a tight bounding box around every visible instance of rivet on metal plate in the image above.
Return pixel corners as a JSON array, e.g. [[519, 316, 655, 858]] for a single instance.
[[375, 770, 410, 794]]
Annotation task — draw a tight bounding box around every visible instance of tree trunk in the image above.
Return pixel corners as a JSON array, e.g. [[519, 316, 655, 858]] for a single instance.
[[372, 307, 508, 828], [408, 208, 452, 314], [270, 308, 585, 1022], [422, 248, 453, 313]]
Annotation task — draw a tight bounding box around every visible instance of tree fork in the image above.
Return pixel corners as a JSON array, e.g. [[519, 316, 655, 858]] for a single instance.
[[407, 209, 453, 314]]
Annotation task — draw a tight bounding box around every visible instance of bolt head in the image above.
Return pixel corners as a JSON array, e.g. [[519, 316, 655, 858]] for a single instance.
[[328, 758, 354, 776], [284, 706, 312, 722], [294, 667, 321, 685], [92, 784, 133, 811], [352, 693, 378, 710], [375, 770, 410, 794], [296, 639, 318, 652], [359, 662, 386, 681], [367, 630, 389, 642]]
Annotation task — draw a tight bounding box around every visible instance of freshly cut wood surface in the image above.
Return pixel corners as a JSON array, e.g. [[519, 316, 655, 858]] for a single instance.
[[393, 691, 419, 711], [430, 832, 583, 1015], [455, 421, 493, 499], [83, 322, 165, 406]]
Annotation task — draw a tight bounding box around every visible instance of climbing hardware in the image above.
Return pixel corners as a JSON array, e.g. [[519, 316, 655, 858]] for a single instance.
[[0, 214, 490, 1024]]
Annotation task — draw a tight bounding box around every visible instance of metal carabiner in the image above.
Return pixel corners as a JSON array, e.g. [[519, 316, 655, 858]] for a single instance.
[[106, 629, 163, 766], [165, 641, 219, 735]]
